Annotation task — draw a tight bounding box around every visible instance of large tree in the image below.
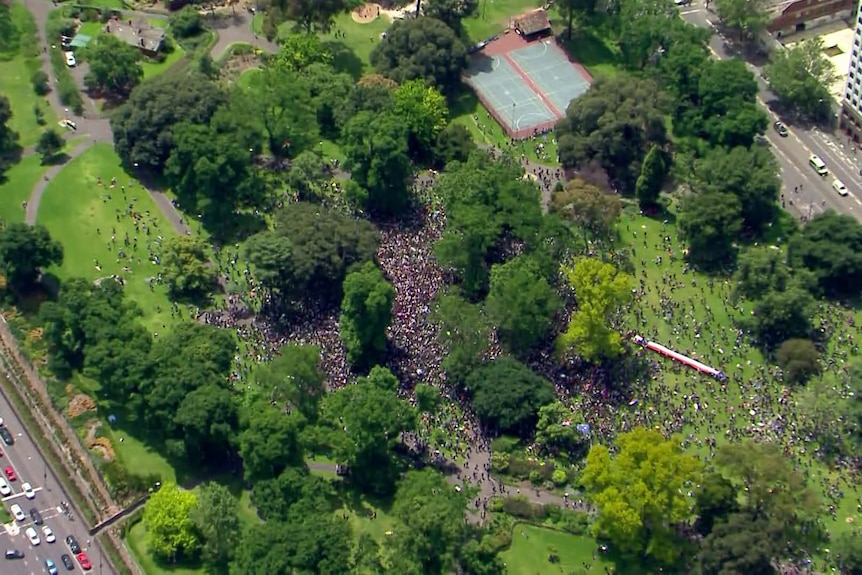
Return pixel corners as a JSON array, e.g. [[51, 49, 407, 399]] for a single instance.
[[111, 73, 227, 169], [0, 94, 21, 179], [692, 145, 779, 234], [341, 111, 412, 215], [699, 513, 781, 575], [239, 403, 305, 482], [160, 236, 216, 300], [244, 202, 378, 303], [434, 152, 543, 297], [143, 483, 200, 562], [190, 482, 241, 571], [742, 284, 815, 348], [788, 211, 862, 298], [433, 292, 490, 384], [713, 0, 771, 40], [635, 145, 666, 209], [557, 258, 632, 363], [370, 16, 468, 95], [35, 128, 64, 164], [550, 178, 621, 245], [731, 246, 793, 301], [555, 75, 668, 192], [465, 357, 555, 435], [82, 34, 142, 99], [339, 262, 395, 369], [678, 191, 742, 270], [386, 469, 471, 574], [282, 0, 357, 33], [764, 37, 837, 121], [394, 79, 449, 156], [0, 223, 63, 288], [318, 367, 416, 494], [254, 344, 325, 421], [581, 427, 702, 566], [485, 255, 560, 355], [421, 0, 479, 28]]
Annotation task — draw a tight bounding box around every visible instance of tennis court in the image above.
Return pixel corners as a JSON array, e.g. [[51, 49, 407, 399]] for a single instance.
[[465, 55, 557, 138], [508, 40, 593, 116]]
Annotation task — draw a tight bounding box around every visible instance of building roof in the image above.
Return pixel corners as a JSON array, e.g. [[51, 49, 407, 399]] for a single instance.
[[514, 9, 551, 36], [106, 18, 165, 52]]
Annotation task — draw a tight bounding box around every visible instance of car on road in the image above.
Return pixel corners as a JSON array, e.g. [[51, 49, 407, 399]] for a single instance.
[[31, 507, 43, 525], [61, 553, 74, 570], [5, 549, 24, 559], [4, 466, 15, 481], [76, 551, 91, 570], [42, 525, 56, 543], [22, 482, 34, 499], [809, 154, 829, 176], [46, 558, 58, 575], [64, 51, 76, 67], [0, 477, 11, 496], [25, 526, 40, 546], [773, 121, 788, 137], [0, 427, 14, 445], [10, 504, 25, 521], [833, 178, 850, 196], [65, 535, 80, 554]]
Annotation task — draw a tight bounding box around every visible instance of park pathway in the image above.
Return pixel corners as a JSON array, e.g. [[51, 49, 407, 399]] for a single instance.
[[24, 139, 93, 224]]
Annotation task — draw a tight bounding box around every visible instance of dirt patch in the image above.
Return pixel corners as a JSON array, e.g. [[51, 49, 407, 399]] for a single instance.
[[220, 53, 262, 84], [352, 2, 381, 23], [67, 394, 96, 418], [85, 421, 115, 461]]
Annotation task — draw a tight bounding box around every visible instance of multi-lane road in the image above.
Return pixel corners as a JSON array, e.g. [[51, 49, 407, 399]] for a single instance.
[[678, 2, 862, 223], [0, 387, 110, 575]]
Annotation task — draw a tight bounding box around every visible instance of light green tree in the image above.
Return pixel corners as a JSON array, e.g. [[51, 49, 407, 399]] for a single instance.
[[713, 0, 770, 39], [394, 79, 449, 153], [143, 483, 200, 562], [764, 37, 837, 120], [557, 258, 632, 362], [581, 427, 702, 566], [339, 262, 395, 369]]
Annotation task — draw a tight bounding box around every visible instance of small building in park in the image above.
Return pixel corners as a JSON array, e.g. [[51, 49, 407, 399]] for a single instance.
[[104, 17, 165, 57], [513, 9, 552, 39]]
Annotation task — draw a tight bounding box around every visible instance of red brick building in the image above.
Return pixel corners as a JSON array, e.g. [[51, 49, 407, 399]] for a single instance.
[[767, 0, 856, 37]]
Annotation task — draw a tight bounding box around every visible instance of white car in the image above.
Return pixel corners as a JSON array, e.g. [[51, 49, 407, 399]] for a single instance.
[[0, 477, 10, 496], [21, 483, 34, 500], [833, 178, 849, 197], [24, 526, 40, 546], [10, 503, 24, 521], [64, 51, 76, 67], [41, 525, 55, 543]]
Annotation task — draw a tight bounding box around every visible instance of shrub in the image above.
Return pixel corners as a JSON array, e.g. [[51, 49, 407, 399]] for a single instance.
[[501, 496, 547, 520], [528, 470, 541, 485], [491, 435, 520, 454], [31, 70, 49, 95], [490, 451, 509, 473], [551, 468, 568, 486], [556, 510, 591, 535], [169, 6, 203, 38]]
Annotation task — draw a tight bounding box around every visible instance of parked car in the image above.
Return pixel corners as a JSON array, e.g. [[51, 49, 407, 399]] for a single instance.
[[76, 551, 91, 570], [42, 525, 56, 543], [25, 527, 40, 546], [61, 553, 74, 570], [22, 482, 35, 499], [30, 508, 43, 525], [0, 427, 14, 445], [4, 466, 15, 481], [46, 558, 58, 575], [0, 477, 11, 496], [4, 549, 24, 559], [64, 51, 76, 67], [10, 504, 25, 522], [65, 535, 80, 554]]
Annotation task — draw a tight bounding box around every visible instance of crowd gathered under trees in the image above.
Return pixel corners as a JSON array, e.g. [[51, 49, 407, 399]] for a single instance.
[[0, 0, 861, 572]]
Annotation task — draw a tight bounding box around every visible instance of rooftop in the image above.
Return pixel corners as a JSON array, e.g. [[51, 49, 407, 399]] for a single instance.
[[105, 18, 164, 52], [514, 9, 552, 36]]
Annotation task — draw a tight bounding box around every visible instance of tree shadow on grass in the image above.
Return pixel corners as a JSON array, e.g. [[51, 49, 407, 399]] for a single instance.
[[322, 40, 365, 79]]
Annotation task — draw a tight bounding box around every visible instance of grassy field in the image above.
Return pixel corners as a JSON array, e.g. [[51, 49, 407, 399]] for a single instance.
[[35, 143, 178, 332], [461, 0, 544, 42], [501, 524, 613, 575], [318, 12, 391, 78], [141, 42, 186, 79], [0, 2, 57, 146], [611, 206, 860, 571]]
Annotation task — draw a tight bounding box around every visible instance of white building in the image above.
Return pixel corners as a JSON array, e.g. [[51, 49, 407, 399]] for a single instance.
[[840, 0, 862, 141]]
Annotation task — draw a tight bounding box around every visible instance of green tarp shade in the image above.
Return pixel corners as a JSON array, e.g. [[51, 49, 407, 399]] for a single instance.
[[69, 34, 92, 48]]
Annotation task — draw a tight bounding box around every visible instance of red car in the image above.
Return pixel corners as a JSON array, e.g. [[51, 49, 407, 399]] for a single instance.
[[77, 552, 92, 570], [4, 466, 15, 481]]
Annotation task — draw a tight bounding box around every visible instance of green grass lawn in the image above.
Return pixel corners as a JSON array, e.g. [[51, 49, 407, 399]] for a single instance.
[[501, 524, 613, 575], [140, 42, 186, 79], [462, 0, 544, 42], [612, 206, 861, 571], [235, 66, 261, 89], [0, 2, 57, 146], [127, 521, 203, 575], [77, 21, 103, 37], [0, 136, 87, 223], [35, 143, 178, 332], [318, 12, 391, 78], [334, 490, 397, 544]]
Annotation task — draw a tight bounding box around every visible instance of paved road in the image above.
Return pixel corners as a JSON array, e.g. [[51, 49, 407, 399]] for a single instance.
[[0, 390, 110, 574], [678, 3, 862, 223]]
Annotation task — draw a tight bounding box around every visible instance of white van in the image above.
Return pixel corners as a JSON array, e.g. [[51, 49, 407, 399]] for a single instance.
[[809, 154, 828, 176]]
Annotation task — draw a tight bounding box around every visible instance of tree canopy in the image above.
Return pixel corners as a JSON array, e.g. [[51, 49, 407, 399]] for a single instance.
[[370, 16, 468, 95], [788, 211, 862, 298], [143, 483, 200, 562], [339, 262, 395, 369], [764, 37, 837, 121], [678, 191, 742, 270], [82, 34, 142, 99], [0, 223, 63, 288], [581, 427, 702, 566], [556, 75, 668, 192]]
